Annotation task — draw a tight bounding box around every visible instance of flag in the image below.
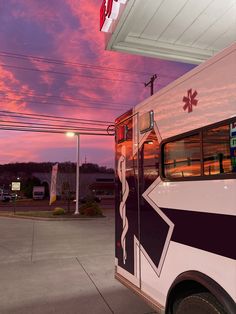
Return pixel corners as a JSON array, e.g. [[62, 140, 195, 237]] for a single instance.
[[49, 163, 58, 205]]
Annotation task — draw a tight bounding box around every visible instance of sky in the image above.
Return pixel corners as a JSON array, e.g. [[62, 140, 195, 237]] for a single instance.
[[0, 0, 195, 168]]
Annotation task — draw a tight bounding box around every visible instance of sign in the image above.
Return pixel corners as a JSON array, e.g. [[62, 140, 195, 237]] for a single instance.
[[49, 163, 58, 205], [230, 122, 236, 137], [230, 137, 236, 148], [11, 182, 21, 191], [100, 0, 127, 32]]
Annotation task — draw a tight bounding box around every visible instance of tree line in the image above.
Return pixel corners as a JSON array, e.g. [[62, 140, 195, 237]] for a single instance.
[[0, 162, 114, 174], [0, 162, 114, 198]]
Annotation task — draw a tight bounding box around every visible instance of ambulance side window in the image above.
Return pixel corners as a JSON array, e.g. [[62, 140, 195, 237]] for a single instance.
[[162, 118, 236, 180], [163, 133, 201, 178], [203, 122, 236, 175]]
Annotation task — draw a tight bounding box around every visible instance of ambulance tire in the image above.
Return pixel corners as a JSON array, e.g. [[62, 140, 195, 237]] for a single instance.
[[175, 292, 226, 314]]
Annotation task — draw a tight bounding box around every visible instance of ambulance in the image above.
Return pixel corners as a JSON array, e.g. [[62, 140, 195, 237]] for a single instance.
[[115, 43, 236, 313]]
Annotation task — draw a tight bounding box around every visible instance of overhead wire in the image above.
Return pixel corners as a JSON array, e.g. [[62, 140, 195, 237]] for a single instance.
[[0, 112, 111, 126], [0, 63, 143, 84], [0, 119, 114, 135], [0, 89, 131, 107], [0, 109, 115, 136], [0, 50, 179, 81], [0, 51, 179, 114], [0, 110, 113, 124], [0, 50, 153, 76], [0, 51, 174, 127], [0, 96, 126, 111], [0, 126, 112, 136], [0, 122, 108, 132]]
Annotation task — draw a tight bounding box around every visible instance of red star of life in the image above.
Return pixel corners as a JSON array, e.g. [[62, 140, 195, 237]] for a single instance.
[[182, 89, 198, 113]]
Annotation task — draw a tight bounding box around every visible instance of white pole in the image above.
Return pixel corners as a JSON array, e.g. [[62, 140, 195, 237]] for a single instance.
[[74, 133, 80, 215]]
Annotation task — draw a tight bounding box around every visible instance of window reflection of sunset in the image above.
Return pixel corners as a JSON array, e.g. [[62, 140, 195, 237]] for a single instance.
[[203, 124, 232, 175], [164, 134, 201, 178], [163, 119, 236, 179], [142, 130, 159, 178]]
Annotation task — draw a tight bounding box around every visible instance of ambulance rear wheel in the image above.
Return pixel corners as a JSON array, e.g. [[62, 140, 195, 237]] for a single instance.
[[175, 292, 226, 314]]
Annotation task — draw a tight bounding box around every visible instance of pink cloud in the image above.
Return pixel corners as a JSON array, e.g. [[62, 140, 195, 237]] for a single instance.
[[0, 0, 194, 166], [11, 1, 60, 25]]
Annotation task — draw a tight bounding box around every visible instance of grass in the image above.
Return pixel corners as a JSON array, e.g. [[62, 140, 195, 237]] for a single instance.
[[15, 211, 55, 218]]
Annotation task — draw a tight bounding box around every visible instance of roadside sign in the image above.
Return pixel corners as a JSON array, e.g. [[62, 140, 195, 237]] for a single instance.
[[11, 182, 21, 191], [49, 163, 58, 205]]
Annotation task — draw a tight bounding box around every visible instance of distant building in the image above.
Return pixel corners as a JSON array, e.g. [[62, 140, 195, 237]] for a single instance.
[[33, 171, 114, 199], [89, 177, 115, 199]]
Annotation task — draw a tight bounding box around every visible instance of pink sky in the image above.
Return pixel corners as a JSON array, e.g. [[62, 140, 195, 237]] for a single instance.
[[0, 0, 195, 167]]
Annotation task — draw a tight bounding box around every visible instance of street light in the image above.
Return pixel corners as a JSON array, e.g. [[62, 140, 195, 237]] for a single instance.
[[66, 131, 80, 215]]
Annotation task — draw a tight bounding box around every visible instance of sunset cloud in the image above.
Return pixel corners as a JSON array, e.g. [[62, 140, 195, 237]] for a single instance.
[[0, 0, 195, 167]]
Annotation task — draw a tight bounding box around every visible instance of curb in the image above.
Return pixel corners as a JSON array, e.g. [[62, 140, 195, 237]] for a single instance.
[[0, 214, 106, 221]]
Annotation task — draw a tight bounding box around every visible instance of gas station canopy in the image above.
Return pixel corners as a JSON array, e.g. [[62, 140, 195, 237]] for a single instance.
[[102, 0, 236, 64]]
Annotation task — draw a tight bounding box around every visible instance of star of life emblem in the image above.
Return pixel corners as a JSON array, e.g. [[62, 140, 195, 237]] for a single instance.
[[183, 89, 198, 113]]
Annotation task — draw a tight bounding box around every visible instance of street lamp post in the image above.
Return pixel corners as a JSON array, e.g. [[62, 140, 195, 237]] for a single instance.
[[66, 132, 80, 215], [75, 133, 80, 215], [65, 127, 114, 215]]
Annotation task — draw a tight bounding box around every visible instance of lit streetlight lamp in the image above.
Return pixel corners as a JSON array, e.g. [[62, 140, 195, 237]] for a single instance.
[[66, 131, 80, 215]]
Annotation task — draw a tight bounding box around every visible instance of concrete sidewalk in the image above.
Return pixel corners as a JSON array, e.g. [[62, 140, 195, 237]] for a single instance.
[[0, 210, 156, 314]]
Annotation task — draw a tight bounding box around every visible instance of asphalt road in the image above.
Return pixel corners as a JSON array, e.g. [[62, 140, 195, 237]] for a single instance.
[[0, 208, 156, 314]]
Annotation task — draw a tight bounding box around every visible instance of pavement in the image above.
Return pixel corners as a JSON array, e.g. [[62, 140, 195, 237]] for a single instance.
[[0, 208, 156, 314]]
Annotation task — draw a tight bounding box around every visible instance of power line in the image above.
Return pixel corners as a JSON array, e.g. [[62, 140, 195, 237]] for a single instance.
[[0, 63, 143, 84], [0, 110, 113, 124], [0, 113, 109, 126], [0, 119, 110, 132], [0, 118, 113, 134], [0, 125, 112, 136], [0, 50, 153, 76], [0, 109, 115, 135], [0, 122, 108, 132], [0, 96, 126, 111], [0, 89, 131, 107], [0, 51, 179, 81]]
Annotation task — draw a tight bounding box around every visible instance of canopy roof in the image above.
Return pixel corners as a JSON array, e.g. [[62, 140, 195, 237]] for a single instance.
[[104, 0, 236, 64]]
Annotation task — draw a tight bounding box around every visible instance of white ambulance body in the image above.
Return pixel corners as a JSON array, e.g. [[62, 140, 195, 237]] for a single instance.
[[115, 43, 236, 313]]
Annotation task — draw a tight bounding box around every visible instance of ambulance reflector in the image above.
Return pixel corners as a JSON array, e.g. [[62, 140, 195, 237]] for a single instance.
[[116, 125, 127, 143]]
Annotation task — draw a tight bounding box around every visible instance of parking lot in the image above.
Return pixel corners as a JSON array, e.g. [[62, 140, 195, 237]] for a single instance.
[[0, 208, 156, 314]]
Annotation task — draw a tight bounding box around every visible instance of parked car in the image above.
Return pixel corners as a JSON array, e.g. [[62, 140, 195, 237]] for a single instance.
[[1, 193, 11, 202], [10, 193, 18, 200]]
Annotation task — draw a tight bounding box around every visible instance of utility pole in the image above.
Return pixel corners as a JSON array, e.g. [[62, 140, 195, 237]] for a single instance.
[[145, 74, 157, 96]]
